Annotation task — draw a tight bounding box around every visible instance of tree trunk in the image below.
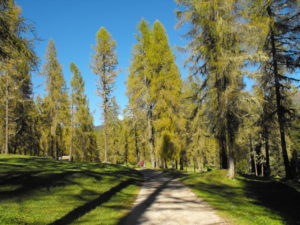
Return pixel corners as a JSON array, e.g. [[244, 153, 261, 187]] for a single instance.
[[5, 74, 9, 154], [267, 6, 292, 179], [227, 131, 235, 179], [264, 130, 271, 177], [250, 135, 258, 176], [180, 156, 184, 170], [70, 94, 73, 161], [104, 94, 108, 162], [147, 105, 155, 168], [219, 131, 228, 169], [134, 124, 139, 163], [261, 159, 264, 177]]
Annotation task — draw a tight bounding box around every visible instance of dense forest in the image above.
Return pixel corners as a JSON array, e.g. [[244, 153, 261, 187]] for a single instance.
[[0, 0, 299, 180]]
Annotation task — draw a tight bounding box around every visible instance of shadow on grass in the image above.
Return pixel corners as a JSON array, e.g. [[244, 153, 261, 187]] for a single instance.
[[0, 157, 140, 201], [175, 171, 300, 225], [49, 179, 136, 225], [243, 177, 300, 225], [0, 170, 78, 200]]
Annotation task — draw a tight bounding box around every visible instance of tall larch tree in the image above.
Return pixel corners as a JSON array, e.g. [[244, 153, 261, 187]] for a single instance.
[[147, 21, 183, 168], [126, 19, 151, 166], [177, 0, 248, 178], [250, 0, 300, 179], [127, 20, 183, 168], [70, 62, 96, 162], [43, 40, 69, 158], [91, 27, 118, 163], [0, 0, 36, 154]]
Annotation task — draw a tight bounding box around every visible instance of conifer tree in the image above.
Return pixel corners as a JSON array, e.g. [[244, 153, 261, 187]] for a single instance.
[[127, 20, 183, 168], [107, 97, 122, 163], [250, 0, 300, 179], [0, 0, 36, 154], [0, 0, 35, 60], [43, 40, 69, 158], [127, 19, 153, 166], [177, 0, 247, 178], [147, 21, 182, 168], [91, 27, 118, 162], [70, 62, 96, 161]]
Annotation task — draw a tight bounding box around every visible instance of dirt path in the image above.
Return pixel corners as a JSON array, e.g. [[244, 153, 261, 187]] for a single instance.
[[119, 169, 227, 225]]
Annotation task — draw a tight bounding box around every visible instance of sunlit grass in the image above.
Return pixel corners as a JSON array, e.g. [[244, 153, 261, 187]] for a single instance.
[[166, 169, 300, 225], [0, 154, 142, 225]]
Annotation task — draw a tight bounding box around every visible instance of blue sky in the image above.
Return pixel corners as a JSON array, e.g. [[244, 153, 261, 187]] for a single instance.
[[16, 0, 189, 126]]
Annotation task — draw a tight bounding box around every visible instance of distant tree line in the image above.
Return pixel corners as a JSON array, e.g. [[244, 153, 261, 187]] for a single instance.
[[0, 0, 299, 179]]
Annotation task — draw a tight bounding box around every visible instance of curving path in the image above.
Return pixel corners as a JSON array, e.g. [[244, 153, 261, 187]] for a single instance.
[[119, 169, 228, 225]]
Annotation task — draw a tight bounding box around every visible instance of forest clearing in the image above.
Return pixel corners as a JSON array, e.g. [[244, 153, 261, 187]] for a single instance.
[[1, 0, 300, 224]]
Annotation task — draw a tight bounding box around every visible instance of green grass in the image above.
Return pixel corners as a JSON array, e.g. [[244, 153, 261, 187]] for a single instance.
[[166, 169, 300, 225], [0, 154, 142, 225]]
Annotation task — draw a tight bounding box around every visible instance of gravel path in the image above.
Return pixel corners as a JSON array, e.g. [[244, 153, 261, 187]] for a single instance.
[[119, 169, 227, 225]]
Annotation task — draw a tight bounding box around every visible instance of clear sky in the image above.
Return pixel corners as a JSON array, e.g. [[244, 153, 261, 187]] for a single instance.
[[15, 0, 189, 126]]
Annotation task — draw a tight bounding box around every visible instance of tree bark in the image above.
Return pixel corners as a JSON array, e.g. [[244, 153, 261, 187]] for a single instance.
[[267, 6, 292, 179], [103, 94, 108, 162], [219, 131, 228, 169], [264, 129, 271, 177], [134, 124, 140, 163], [147, 105, 155, 168], [250, 135, 258, 176], [5, 74, 9, 154], [227, 129, 235, 179], [70, 92, 73, 161]]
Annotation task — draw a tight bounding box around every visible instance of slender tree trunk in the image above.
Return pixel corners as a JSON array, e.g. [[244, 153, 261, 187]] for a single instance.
[[124, 133, 128, 165], [197, 149, 202, 171], [143, 142, 146, 167], [5, 74, 9, 154], [264, 130, 271, 177], [250, 135, 258, 176], [261, 159, 264, 177], [219, 131, 228, 169], [70, 93, 73, 161], [256, 139, 262, 176], [227, 128, 235, 179], [217, 87, 228, 169], [248, 145, 253, 174], [55, 137, 59, 159], [147, 105, 155, 167], [180, 156, 184, 170], [268, 6, 292, 179], [104, 94, 108, 162], [134, 124, 139, 163]]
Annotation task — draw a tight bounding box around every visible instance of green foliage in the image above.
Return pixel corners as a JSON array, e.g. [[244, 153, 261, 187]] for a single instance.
[[177, 0, 249, 177], [42, 40, 70, 158], [0, 0, 36, 61], [0, 155, 142, 224], [91, 27, 118, 162], [126, 19, 183, 168], [70, 62, 97, 162], [0, 0, 37, 155]]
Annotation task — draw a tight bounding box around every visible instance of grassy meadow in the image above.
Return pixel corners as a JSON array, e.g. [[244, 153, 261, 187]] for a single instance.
[[166, 169, 300, 225], [0, 155, 142, 225]]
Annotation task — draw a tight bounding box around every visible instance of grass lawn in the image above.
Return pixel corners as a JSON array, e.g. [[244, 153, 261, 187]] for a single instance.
[[0, 154, 142, 225], [166, 169, 300, 225]]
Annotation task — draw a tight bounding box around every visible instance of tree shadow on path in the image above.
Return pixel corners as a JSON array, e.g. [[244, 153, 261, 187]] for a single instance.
[[117, 170, 173, 225]]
